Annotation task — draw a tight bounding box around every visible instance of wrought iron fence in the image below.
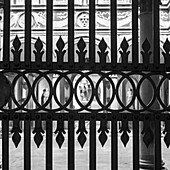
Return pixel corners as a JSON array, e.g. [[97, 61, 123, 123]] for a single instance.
[[0, 0, 169, 170]]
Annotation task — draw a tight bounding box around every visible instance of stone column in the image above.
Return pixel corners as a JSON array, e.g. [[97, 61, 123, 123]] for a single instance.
[[139, 0, 165, 169]]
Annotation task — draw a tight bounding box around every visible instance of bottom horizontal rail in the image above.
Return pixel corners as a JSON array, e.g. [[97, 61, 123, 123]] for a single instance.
[[0, 112, 169, 121]]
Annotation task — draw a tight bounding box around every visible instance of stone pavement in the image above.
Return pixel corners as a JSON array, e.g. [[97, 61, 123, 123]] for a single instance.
[[0, 132, 170, 170]]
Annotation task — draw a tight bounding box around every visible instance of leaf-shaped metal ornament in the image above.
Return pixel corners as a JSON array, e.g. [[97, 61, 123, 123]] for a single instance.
[[97, 38, 109, 64], [99, 131, 108, 147], [99, 38, 107, 53], [119, 37, 130, 66], [54, 116, 66, 148], [119, 115, 130, 147], [142, 38, 151, 53], [142, 128, 154, 148], [76, 37, 87, 64], [77, 132, 87, 148], [121, 131, 129, 147], [163, 38, 170, 54], [56, 36, 65, 52], [11, 35, 23, 64], [33, 37, 44, 64], [12, 132, 21, 148], [141, 38, 152, 67], [55, 36, 66, 64], [120, 37, 129, 52], [141, 117, 153, 148], [56, 131, 65, 149], [77, 37, 86, 52], [33, 132, 43, 148], [98, 115, 109, 147], [163, 118, 170, 148], [11, 114, 22, 148], [32, 114, 45, 148], [162, 38, 170, 67], [34, 37, 43, 53], [164, 132, 170, 148], [76, 115, 88, 148], [12, 35, 21, 51]]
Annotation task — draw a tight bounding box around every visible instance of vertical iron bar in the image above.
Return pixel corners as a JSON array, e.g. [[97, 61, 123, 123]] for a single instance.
[[24, 114, 31, 170], [133, 115, 139, 170], [153, 0, 160, 67], [90, 114, 96, 170], [132, 0, 138, 67], [3, 0, 10, 67], [68, 0, 74, 65], [2, 114, 9, 170], [111, 116, 118, 170], [46, 113, 53, 170], [68, 114, 75, 170], [89, 0, 95, 66], [111, 0, 117, 67], [25, 0, 32, 68], [155, 116, 161, 170], [46, 0, 53, 67], [67, 9, 74, 170]]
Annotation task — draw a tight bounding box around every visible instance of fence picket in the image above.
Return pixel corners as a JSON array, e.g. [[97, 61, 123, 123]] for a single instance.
[[90, 114, 96, 170], [25, 0, 32, 68], [2, 114, 9, 170], [68, 0, 74, 65], [24, 114, 31, 170], [132, 0, 138, 68], [155, 115, 162, 170], [46, 113, 53, 170], [3, 0, 10, 67], [46, 0, 53, 67], [111, 116, 118, 170], [68, 114, 75, 170], [153, 0, 160, 68], [111, 0, 117, 67], [89, 0, 95, 66], [133, 115, 139, 170]]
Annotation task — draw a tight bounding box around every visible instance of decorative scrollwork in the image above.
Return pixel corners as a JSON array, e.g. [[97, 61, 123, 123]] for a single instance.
[[0, 71, 168, 113], [32, 114, 45, 148], [11, 114, 22, 148], [76, 114, 88, 148], [54, 115, 66, 148]]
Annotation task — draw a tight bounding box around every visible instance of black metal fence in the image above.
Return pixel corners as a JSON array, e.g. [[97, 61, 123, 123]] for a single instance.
[[0, 0, 169, 170]]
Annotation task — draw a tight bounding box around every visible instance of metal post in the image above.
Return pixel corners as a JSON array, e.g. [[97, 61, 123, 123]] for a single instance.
[[139, 0, 165, 169]]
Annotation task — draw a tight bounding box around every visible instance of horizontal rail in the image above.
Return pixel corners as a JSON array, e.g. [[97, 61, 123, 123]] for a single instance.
[[0, 62, 170, 71], [0, 112, 169, 121]]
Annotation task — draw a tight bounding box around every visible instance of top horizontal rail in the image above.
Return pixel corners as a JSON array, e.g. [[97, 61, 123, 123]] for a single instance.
[[0, 62, 170, 72]]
